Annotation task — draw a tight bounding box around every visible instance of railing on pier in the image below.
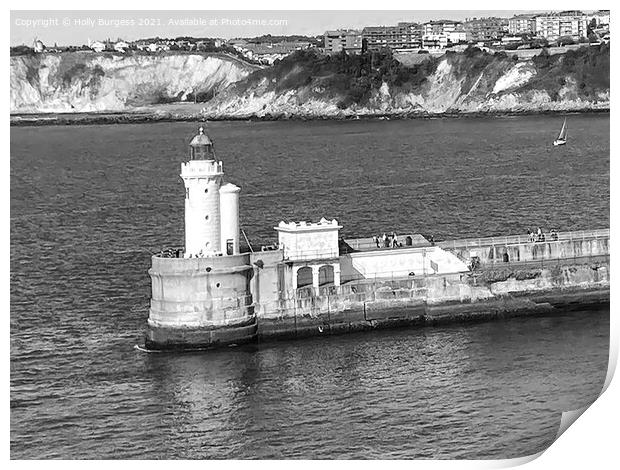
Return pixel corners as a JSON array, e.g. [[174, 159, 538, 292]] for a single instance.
[[343, 234, 431, 252], [437, 228, 610, 251]]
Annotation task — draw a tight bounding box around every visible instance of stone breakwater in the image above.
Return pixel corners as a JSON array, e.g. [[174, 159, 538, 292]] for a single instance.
[[146, 254, 609, 350], [255, 260, 609, 342]]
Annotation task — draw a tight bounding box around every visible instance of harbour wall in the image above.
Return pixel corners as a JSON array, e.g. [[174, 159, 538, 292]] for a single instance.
[[255, 258, 609, 341], [146, 230, 610, 349]]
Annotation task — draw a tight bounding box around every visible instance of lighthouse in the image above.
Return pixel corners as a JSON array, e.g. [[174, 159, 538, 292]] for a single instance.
[[181, 127, 240, 258], [146, 126, 256, 350]]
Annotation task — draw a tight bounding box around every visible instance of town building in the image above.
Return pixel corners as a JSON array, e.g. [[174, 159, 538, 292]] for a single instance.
[[362, 22, 423, 51], [89, 40, 106, 53], [463, 17, 509, 42], [233, 40, 312, 64], [422, 20, 462, 37], [324, 30, 363, 54], [114, 41, 129, 53], [535, 11, 588, 42], [508, 14, 537, 36], [421, 20, 466, 49], [421, 35, 448, 50]]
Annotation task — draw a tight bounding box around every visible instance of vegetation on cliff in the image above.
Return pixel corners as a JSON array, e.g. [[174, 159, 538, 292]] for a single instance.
[[229, 44, 610, 110], [525, 43, 610, 99], [233, 48, 440, 109]]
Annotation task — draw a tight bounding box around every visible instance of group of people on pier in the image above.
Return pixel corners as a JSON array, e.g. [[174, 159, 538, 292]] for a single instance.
[[373, 232, 401, 249], [158, 248, 183, 258], [527, 227, 559, 243]]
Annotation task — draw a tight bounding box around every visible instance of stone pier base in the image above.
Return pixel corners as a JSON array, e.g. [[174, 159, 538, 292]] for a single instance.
[[145, 317, 258, 351], [256, 287, 609, 343]]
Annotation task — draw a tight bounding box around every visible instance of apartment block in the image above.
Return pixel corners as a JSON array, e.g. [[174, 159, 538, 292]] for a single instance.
[[508, 14, 537, 36], [362, 22, 423, 51], [463, 17, 509, 42], [324, 30, 363, 54], [535, 11, 588, 41]]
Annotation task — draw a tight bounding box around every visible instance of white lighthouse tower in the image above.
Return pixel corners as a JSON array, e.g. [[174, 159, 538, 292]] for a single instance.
[[181, 127, 240, 258]]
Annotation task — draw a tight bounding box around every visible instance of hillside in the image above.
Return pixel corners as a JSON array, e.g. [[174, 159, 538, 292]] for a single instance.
[[9, 45, 609, 118], [203, 44, 610, 118]]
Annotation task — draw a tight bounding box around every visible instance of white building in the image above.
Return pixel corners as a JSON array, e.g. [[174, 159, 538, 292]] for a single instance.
[[447, 30, 467, 43], [423, 20, 462, 36], [422, 34, 448, 50], [114, 41, 129, 53], [535, 12, 588, 41], [508, 14, 537, 36], [89, 40, 106, 53], [275, 218, 342, 289], [422, 20, 466, 49], [181, 127, 240, 258]]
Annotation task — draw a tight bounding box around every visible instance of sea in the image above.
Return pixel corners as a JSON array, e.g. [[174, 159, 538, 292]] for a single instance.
[[10, 114, 610, 459]]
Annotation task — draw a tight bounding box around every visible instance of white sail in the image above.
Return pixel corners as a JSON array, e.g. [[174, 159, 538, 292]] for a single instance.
[[553, 118, 567, 146], [557, 118, 567, 141]]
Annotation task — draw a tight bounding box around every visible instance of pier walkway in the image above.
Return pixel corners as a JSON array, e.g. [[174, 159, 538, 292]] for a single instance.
[[437, 228, 609, 252]]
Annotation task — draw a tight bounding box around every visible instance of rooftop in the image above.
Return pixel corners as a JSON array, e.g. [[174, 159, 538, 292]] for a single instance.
[[275, 218, 341, 232], [189, 127, 213, 147]]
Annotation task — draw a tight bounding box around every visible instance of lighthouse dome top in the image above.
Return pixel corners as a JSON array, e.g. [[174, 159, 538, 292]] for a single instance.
[[189, 126, 216, 161]]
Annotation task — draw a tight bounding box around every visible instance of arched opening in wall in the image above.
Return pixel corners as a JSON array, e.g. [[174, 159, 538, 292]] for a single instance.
[[319, 265, 334, 286], [405, 236, 413, 246], [297, 266, 313, 288], [503, 252, 510, 263]]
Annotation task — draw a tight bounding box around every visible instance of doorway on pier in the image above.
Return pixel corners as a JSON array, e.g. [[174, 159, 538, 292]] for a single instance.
[[297, 266, 313, 288]]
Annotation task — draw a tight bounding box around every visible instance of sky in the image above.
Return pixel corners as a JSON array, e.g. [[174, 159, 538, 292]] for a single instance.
[[10, 10, 537, 47]]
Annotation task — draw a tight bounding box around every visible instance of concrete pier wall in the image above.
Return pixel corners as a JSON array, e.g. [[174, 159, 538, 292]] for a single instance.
[[255, 259, 609, 341], [439, 230, 609, 265]]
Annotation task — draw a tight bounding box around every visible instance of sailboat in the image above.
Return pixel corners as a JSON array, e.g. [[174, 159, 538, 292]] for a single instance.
[[553, 118, 567, 146]]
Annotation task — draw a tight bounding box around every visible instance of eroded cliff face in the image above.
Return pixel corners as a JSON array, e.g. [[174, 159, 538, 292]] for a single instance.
[[10, 53, 258, 113], [10, 47, 609, 118], [202, 50, 609, 119]]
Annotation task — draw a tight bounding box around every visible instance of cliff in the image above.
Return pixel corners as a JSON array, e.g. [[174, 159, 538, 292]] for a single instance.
[[204, 45, 610, 118], [10, 52, 259, 113], [10, 45, 610, 118]]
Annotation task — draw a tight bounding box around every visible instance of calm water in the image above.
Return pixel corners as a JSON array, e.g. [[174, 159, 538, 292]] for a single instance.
[[10, 115, 610, 459]]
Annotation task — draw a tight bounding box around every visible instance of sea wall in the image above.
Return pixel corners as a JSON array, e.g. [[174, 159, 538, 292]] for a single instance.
[[255, 259, 609, 341], [145, 229, 610, 349]]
